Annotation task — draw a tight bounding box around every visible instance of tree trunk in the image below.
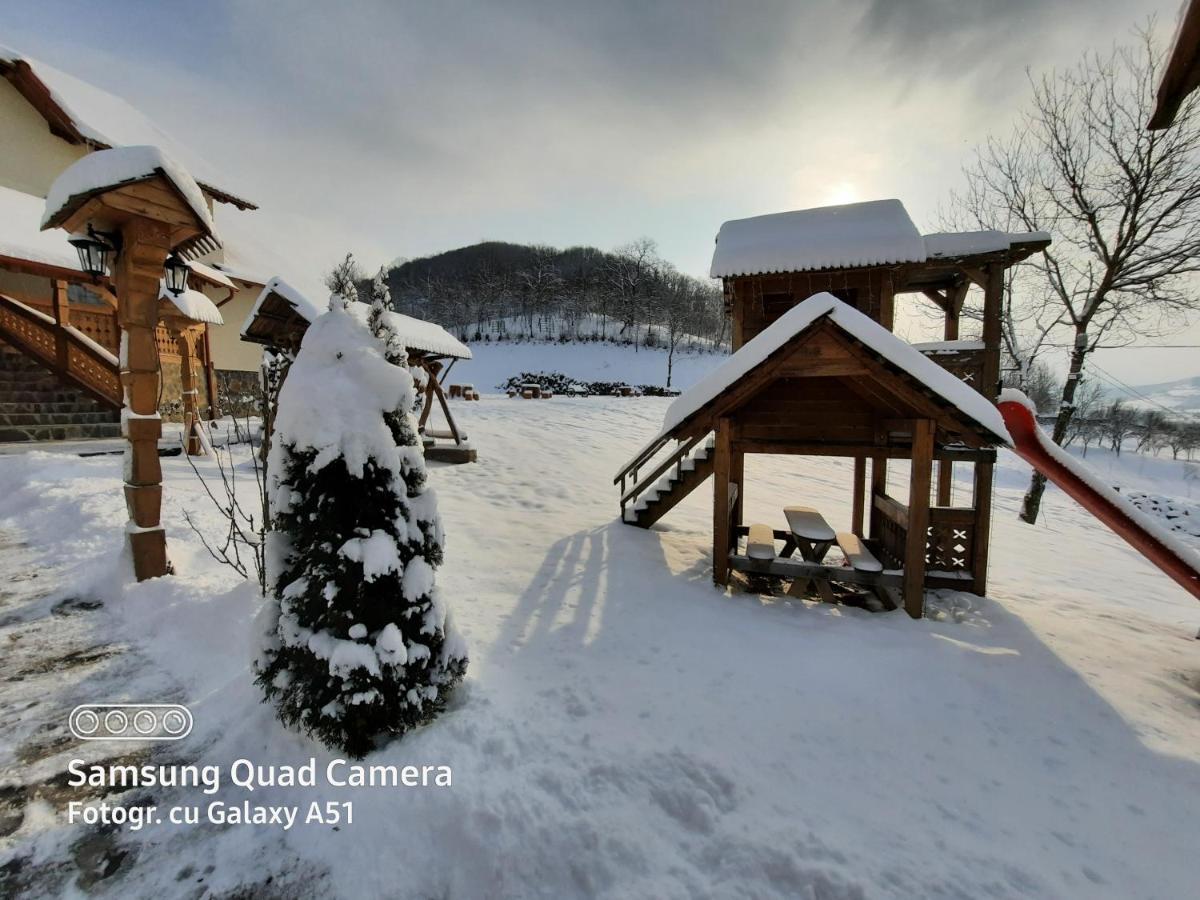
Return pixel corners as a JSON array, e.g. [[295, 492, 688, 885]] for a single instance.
[[1020, 328, 1088, 524]]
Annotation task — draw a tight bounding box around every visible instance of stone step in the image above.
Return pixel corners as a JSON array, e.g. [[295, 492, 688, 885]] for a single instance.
[[0, 411, 118, 426], [0, 390, 91, 404], [0, 400, 113, 415], [0, 422, 122, 442]]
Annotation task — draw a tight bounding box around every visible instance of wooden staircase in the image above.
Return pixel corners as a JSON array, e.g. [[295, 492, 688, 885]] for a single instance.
[[617, 433, 715, 528], [0, 292, 121, 411]]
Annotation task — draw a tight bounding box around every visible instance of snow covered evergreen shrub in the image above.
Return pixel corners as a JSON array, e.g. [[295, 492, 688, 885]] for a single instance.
[[256, 296, 467, 758]]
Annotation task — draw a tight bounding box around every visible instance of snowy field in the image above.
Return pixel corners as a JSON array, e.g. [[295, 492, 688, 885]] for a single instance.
[[451, 340, 724, 393], [1, 396, 1199, 898]]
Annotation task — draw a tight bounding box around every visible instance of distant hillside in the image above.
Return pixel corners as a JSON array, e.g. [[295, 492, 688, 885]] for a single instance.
[[376, 240, 729, 353], [1118, 376, 1200, 415]]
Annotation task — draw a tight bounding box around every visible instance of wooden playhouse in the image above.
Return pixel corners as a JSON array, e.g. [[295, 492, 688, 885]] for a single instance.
[[616, 200, 1051, 617]]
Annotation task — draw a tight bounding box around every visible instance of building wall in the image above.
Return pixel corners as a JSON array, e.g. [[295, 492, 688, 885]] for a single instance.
[[203, 280, 263, 372], [0, 79, 85, 198]]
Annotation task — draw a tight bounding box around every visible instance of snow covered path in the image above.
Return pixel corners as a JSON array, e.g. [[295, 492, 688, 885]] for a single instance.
[[0, 397, 1198, 898]]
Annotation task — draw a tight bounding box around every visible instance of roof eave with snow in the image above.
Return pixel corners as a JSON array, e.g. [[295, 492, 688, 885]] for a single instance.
[[709, 200, 1052, 279], [656, 292, 1010, 446], [0, 47, 255, 209]]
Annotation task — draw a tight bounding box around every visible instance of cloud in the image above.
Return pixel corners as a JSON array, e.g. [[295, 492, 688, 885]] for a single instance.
[[3, 0, 1172, 290]]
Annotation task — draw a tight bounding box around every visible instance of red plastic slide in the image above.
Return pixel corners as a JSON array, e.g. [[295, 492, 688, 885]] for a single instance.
[[997, 396, 1200, 604]]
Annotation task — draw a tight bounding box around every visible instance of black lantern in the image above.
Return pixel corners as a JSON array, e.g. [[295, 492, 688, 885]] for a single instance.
[[163, 252, 190, 296], [68, 224, 118, 280]]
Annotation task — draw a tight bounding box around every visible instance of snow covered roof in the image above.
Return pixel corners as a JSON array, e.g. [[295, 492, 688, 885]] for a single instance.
[[42, 146, 220, 257], [159, 283, 224, 325], [0, 185, 82, 272], [241, 278, 470, 359], [186, 259, 236, 291], [659, 292, 1010, 443], [0, 45, 254, 209], [244, 277, 324, 334], [710, 200, 1050, 277], [923, 230, 1051, 259], [366, 309, 472, 360]]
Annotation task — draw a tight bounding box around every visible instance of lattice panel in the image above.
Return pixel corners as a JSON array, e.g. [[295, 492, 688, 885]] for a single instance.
[[66, 343, 121, 405], [925, 522, 974, 572], [924, 349, 986, 396], [0, 303, 56, 362], [71, 309, 120, 354]]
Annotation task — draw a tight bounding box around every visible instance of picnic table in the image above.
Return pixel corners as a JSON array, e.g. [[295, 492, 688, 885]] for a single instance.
[[782, 506, 836, 562]]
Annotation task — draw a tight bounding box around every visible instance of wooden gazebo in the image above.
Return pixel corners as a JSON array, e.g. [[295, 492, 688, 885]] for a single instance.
[[241, 278, 476, 463], [615, 200, 1050, 617]]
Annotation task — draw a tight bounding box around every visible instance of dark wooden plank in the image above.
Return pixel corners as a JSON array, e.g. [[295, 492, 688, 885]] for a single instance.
[[903, 418, 935, 618]]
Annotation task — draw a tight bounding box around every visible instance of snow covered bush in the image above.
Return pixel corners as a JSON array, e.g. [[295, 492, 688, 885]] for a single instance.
[[256, 295, 467, 758]]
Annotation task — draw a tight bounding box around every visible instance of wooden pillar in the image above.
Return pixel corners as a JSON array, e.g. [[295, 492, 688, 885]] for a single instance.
[[712, 417, 733, 586], [970, 459, 995, 596], [852, 456, 866, 536], [943, 281, 967, 342], [982, 265, 1003, 399], [731, 281, 746, 351], [730, 442, 745, 530], [51, 279, 69, 371], [177, 328, 203, 456], [878, 272, 896, 332], [115, 219, 171, 581], [868, 455, 887, 541], [902, 419, 934, 618], [936, 460, 953, 506], [202, 326, 220, 419]]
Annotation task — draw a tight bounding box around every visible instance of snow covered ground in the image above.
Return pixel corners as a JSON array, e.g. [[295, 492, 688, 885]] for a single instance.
[[1, 397, 1198, 898]]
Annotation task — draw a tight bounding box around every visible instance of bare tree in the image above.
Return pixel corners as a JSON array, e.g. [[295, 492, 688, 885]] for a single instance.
[[1104, 400, 1138, 455], [952, 27, 1200, 523]]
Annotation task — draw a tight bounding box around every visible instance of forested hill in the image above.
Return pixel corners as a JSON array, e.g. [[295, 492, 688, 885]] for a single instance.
[[376, 240, 729, 351]]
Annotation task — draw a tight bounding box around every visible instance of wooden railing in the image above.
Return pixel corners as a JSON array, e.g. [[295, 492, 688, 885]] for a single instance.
[[0, 293, 121, 408], [872, 491, 976, 575], [918, 343, 989, 397]]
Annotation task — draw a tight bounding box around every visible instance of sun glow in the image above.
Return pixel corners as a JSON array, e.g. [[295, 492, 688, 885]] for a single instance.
[[822, 181, 859, 206]]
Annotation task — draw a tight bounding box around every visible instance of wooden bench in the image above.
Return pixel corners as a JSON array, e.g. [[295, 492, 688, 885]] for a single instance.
[[746, 523, 777, 560], [834, 532, 882, 573]]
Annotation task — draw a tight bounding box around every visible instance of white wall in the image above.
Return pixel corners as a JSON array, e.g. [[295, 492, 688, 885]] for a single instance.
[[0, 79, 85, 198], [204, 279, 263, 372]]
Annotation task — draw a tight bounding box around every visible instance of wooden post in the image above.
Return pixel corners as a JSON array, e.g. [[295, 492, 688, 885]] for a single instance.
[[936, 460, 953, 506], [51, 279, 69, 371], [902, 418, 934, 618], [970, 460, 994, 596], [852, 456, 866, 536], [868, 455, 887, 541], [202, 326, 219, 419], [878, 273, 896, 332], [115, 219, 171, 581], [943, 281, 967, 342], [730, 439, 745, 531], [712, 417, 733, 586], [982, 265, 1003, 399], [177, 328, 203, 456]]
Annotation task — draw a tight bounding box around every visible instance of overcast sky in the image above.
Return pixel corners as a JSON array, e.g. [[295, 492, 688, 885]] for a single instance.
[[6, 0, 1198, 383]]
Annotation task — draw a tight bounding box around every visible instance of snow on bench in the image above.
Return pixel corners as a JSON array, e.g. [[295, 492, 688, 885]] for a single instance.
[[746, 524, 778, 560], [783, 506, 835, 542], [835, 532, 883, 573]]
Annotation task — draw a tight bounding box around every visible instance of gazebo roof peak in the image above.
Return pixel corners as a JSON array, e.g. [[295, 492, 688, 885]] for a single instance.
[[41, 145, 221, 257]]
